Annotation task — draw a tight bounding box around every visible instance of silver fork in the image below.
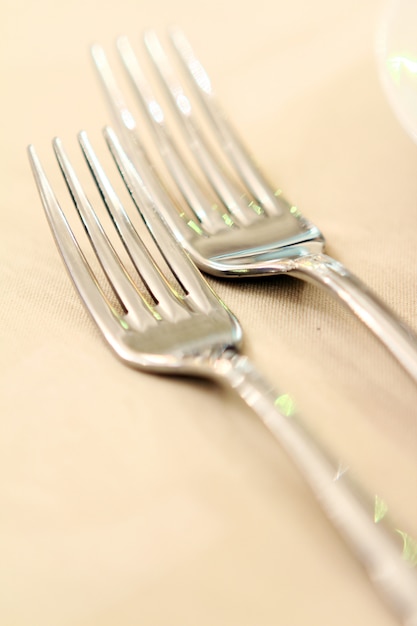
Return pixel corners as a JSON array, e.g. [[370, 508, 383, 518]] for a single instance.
[[28, 129, 417, 624], [91, 30, 417, 384]]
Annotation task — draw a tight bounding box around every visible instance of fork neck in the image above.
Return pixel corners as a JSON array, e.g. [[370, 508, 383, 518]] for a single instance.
[[210, 350, 285, 418], [290, 252, 417, 384]]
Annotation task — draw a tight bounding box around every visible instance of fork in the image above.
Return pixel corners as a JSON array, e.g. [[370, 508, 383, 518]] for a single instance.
[[90, 30, 417, 385], [28, 129, 417, 624]]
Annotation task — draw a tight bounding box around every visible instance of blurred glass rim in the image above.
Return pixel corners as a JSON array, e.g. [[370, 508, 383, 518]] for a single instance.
[[376, 0, 417, 144]]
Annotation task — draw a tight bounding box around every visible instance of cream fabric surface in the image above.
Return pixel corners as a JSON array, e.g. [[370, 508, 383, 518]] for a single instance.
[[1, 0, 417, 624]]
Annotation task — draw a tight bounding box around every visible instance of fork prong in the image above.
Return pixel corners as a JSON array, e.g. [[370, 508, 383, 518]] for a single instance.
[[27, 144, 125, 343], [91, 42, 199, 244], [78, 130, 190, 322], [116, 35, 230, 235], [104, 125, 223, 314], [169, 28, 293, 218], [53, 136, 158, 330], [143, 30, 262, 226]]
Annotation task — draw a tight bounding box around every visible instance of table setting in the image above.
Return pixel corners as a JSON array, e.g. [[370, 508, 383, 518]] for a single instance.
[[1, 0, 417, 624]]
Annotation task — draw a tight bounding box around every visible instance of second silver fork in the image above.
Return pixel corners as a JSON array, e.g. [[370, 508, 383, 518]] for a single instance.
[[91, 30, 417, 384]]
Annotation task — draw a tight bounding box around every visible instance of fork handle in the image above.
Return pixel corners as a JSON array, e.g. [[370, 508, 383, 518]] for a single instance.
[[214, 351, 417, 625], [289, 253, 417, 383]]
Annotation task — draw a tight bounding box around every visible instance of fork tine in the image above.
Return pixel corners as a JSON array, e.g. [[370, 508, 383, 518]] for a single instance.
[[53, 136, 158, 330], [27, 144, 125, 342], [78, 130, 190, 322], [116, 35, 231, 234], [142, 30, 262, 226], [104, 125, 224, 314], [169, 28, 292, 218], [91, 42, 203, 243]]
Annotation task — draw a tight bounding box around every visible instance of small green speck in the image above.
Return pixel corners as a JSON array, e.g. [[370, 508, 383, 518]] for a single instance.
[[374, 495, 389, 523], [274, 393, 295, 417], [222, 213, 234, 227], [387, 55, 417, 85], [397, 530, 417, 566], [249, 200, 263, 215], [289, 205, 303, 219], [187, 220, 204, 235]]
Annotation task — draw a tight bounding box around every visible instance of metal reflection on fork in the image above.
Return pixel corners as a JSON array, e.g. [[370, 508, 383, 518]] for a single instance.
[[90, 29, 417, 384], [28, 130, 417, 624]]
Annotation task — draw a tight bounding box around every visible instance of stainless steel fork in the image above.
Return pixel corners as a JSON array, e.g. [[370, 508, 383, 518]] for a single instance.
[[28, 129, 417, 624], [91, 30, 417, 385]]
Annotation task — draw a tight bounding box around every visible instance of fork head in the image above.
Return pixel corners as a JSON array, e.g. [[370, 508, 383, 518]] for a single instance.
[[91, 30, 325, 278], [28, 130, 243, 376]]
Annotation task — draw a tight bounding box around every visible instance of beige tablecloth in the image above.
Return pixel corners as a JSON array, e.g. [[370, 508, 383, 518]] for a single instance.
[[1, 1, 417, 624]]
